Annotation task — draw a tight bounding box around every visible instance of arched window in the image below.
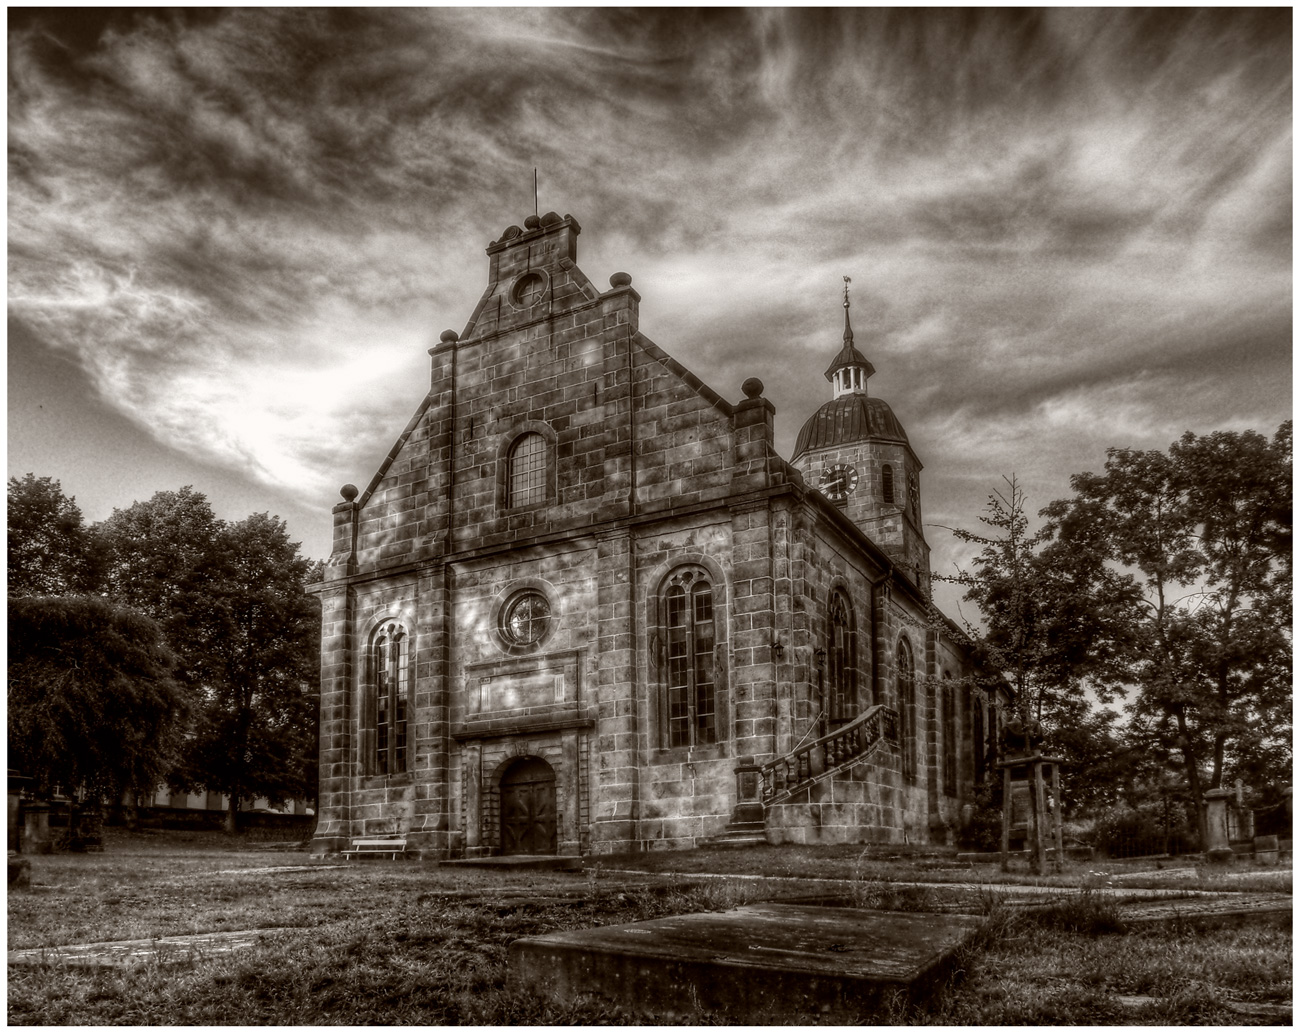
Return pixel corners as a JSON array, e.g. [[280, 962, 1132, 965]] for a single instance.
[[882, 464, 895, 504], [663, 570, 717, 748], [942, 672, 957, 796], [370, 622, 410, 775], [507, 432, 547, 508], [897, 637, 916, 782], [828, 591, 856, 725]]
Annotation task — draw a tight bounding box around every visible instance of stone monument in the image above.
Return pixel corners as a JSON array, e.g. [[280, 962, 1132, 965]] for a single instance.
[[997, 715, 1064, 874]]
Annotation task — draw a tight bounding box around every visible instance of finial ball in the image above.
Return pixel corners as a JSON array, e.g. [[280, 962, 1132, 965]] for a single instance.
[[524, 214, 541, 229], [439, 329, 459, 343], [742, 377, 764, 399], [340, 484, 359, 502], [609, 271, 632, 289]]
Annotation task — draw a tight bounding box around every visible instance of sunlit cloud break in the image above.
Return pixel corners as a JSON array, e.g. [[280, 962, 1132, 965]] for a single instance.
[[8, 8, 1290, 538]]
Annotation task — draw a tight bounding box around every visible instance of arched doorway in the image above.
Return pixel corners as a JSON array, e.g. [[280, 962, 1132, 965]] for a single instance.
[[499, 756, 557, 855]]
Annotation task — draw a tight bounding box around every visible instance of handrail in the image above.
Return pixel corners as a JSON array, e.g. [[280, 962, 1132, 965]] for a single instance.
[[759, 703, 898, 804], [789, 709, 826, 755]]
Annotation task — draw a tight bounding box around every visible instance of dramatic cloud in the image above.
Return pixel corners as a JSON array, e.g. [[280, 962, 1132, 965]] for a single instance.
[[8, 9, 1291, 597]]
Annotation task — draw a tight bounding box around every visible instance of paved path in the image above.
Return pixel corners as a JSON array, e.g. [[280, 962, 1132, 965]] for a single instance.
[[597, 868, 1287, 901]]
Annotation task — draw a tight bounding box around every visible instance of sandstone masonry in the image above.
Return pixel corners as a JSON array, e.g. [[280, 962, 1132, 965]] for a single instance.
[[312, 213, 1007, 858]]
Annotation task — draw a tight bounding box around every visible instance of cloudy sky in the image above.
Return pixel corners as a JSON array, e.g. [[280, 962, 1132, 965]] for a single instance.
[[8, 8, 1291, 616]]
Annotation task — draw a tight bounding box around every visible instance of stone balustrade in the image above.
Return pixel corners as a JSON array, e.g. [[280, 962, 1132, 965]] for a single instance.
[[760, 704, 898, 804]]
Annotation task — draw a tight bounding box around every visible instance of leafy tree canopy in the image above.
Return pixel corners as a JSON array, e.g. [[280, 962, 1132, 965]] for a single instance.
[[1043, 422, 1292, 842], [8, 595, 188, 802], [938, 476, 1129, 730], [8, 474, 103, 597], [96, 493, 320, 827]]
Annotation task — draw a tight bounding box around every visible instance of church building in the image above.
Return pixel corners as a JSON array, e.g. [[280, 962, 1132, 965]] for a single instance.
[[311, 212, 1005, 858]]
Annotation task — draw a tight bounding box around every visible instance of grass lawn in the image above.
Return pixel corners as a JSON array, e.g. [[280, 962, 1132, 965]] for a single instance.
[[8, 830, 1292, 1024]]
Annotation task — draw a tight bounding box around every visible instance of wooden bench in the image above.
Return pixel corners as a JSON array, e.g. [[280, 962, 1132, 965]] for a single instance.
[[341, 837, 408, 860]]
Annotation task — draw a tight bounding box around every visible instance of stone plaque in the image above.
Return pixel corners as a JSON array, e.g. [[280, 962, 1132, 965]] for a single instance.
[[477, 671, 564, 713]]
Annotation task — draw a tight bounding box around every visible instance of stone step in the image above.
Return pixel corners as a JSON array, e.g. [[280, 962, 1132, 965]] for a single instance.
[[699, 834, 768, 849], [441, 854, 583, 872], [509, 903, 984, 1022]]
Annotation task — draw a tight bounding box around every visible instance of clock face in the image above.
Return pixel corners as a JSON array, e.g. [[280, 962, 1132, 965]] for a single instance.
[[819, 463, 858, 501]]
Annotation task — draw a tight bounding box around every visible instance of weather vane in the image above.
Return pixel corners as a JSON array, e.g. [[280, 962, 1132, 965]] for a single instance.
[[843, 275, 851, 309]]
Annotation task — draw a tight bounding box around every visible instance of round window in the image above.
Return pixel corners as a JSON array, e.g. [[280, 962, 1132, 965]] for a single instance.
[[502, 591, 551, 647], [510, 272, 546, 309]]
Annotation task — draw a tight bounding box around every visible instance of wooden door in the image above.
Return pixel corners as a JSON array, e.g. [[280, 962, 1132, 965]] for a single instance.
[[500, 757, 556, 855]]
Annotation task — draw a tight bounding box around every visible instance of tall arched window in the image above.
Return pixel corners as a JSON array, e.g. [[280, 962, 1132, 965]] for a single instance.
[[371, 622, 410, 775], [507, 432, 547, 508], [663, 569, 717, 748], [882, 464, 895, 504], [897, 637, 916, 782], [828, 591, 856, 725], [942, 671, 957, 796]]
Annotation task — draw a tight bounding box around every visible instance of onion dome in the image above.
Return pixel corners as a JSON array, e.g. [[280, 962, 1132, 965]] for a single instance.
[[792, 394, 910, 459]]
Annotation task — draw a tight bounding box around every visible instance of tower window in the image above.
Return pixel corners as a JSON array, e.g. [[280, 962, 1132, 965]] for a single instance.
[[507, 432, 547, 508], [882, 464, 894, 504]]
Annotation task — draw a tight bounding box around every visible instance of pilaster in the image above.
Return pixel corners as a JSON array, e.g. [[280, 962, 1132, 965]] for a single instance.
[[729, 498, 777, 759], [591, 527, 639, 852], [311, 583, 355, 854]]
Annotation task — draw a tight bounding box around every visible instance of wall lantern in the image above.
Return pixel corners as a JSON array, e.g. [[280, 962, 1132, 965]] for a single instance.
[[814, 647, 826, 669], [771, 639, 785, 661]]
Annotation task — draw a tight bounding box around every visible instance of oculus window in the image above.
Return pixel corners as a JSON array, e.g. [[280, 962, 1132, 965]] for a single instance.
[[501, 590, 551, 648]]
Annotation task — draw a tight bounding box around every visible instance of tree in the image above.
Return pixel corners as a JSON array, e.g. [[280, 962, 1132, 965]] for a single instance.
[[97, 486, 220, 621], [1042, 422, 1291, 849], [938, 476, 1125, 730], [97, 493, 320, 831], [7, 474, 102, 597], [8, 595, 188, 804], [179, 514, 320, 831]]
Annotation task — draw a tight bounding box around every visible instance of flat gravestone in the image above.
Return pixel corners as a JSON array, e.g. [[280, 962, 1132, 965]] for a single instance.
[[8, 929, 273, 969], [509, 903, 984, 1022]]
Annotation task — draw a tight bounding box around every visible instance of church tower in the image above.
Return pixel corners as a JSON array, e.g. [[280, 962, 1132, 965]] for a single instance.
[[791, 280, 931, 593]]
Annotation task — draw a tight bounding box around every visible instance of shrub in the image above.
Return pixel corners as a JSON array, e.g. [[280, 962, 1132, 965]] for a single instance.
[[961, 782, 1003, 852], [1092, 804, 1195, 858]]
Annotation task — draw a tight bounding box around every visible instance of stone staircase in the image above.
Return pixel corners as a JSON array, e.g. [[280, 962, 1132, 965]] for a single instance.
[[760, 704, 899, 805], [704, 705, 899, 847]]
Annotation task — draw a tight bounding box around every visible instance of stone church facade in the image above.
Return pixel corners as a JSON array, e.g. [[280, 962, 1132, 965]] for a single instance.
[[311, 212, 1006, 858]]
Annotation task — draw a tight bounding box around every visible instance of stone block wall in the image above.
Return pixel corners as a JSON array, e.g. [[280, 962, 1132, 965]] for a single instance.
[[765, 753, 908, 845], [312, 212, 989, 859]]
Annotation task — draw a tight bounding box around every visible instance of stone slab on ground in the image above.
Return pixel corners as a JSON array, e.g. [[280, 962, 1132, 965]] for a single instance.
[[1119, 893, 1292, 931], [1116, 993, 1292, 1021], [9, 929, 278, 969], [509, 903, 984, 1022]]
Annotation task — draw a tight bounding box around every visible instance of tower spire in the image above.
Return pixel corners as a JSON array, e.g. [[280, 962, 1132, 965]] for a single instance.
[[842, 275, 853, 345], [825, 275, 874, 397]]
